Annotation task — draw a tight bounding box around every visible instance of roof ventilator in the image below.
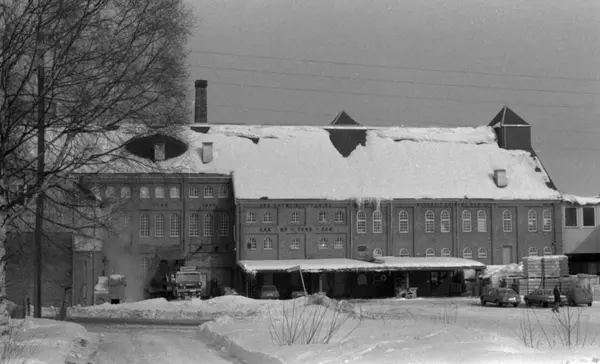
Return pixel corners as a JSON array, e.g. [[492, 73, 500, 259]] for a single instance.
[[154, 142, 165, 161], [494, 169, 507, 188], [201, 142, 213, 163]]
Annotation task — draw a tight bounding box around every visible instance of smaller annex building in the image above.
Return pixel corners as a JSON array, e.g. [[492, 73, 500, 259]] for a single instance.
[[562, 194, 600, 275]]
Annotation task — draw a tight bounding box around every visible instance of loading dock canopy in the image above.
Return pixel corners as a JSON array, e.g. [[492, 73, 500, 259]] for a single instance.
[[238, 257, 486, 274]]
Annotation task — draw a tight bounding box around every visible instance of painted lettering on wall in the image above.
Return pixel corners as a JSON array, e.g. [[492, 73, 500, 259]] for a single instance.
[[202, 204, 218, 209], [258, 226, 335, 233], [417, 202, 493, 208], [257, 203, 332, 209]]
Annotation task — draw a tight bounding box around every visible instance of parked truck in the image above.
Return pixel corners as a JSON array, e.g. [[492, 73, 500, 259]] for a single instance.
[[170, 266, 203, 300]]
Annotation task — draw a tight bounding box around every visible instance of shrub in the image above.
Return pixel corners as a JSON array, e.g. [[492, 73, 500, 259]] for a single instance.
[[0, 322, 47, 364], [431, 301, 458, 326], [267, 298, 362, 346], [515, 306, 596, 349]]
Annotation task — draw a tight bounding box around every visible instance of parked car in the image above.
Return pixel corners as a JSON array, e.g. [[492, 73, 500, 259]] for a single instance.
[[480, 288, 521, 307], [256, 285, 280, 300], [565, 287, 593, 307], [524, 288, 567, 307]]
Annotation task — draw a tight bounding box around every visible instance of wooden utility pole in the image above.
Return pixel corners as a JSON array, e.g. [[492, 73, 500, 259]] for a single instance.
[[33, 10, 45, 318]]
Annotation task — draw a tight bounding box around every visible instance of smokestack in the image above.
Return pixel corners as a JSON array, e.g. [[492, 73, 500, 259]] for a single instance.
[[194, 80, 208, 124]]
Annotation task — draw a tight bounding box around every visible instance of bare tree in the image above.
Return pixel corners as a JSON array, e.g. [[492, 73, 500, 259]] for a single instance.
[[0, 0, 194, 319]]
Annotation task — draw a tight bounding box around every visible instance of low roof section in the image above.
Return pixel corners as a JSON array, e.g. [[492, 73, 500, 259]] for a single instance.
[[570, 225, 600, 255], [237, 257, 486, 274]]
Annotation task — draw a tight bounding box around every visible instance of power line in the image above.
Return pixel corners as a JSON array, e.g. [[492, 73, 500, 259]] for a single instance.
[[210, 81, 595, 110], [190, 49, 600, 83], [192, 64, 600, 97]]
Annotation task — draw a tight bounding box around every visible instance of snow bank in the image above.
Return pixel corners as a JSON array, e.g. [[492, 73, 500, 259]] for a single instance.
[[1, 318, 97, 364], [563, 193, 600, 206], [482, 263, 524, 279]]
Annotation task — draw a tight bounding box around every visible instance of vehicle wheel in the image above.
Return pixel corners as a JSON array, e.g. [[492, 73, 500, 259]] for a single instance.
[[569, 300, 576, 307], [513, 303, 519, 308], [588, 302, 592, 307], [480, 298, 486, 306], [525, 299, 531, 307], [496, 301, 503, 307], [542, 302, 548, 308]]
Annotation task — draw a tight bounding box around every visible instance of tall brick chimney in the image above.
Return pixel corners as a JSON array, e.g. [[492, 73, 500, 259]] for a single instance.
[[194, 80, 208, 124]]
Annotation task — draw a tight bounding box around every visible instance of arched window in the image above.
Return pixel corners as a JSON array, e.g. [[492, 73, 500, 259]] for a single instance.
[[373, 248, 383, 257], [334, 211, 345, 224], [139, 186, 149, 199], [169, 186, 180, 199], [399, 248, 410, 257], [246, 212, 256, 224], [170, 213, 181, 237], [263, 211, 273, 224], [502, 210, 513, 232], [318, 212, 328, 224], [204, 186, 214, 198], [543, 246, 553, 256], [357, 211, 366, 234], [155, 186, 164, 198], [155, 214, 165, 237], [105, 186, 115, 198], [188, 186, 199, 198], [189, 213, 199, 237], [441, 248, 451, 257], [318, 238, 328, 249], [528, 247, 538, 257], [477, 210, 487, 232], [120, 186, 131, 198], [543, 209, 552, 232], [462, 247, 473, 259], [139, 213, 150, 237], [440, 210, 450, 233], [218, 212, 229, 236], [477, 247, 488, 259], [528, 210, 538, 232], [373, 210, 383, 234], [218, 186, 229, 198], [425, 248, 435, 257], [462, 210, 472, 232], [290, 238, 301, 250], [204, 213, 214, 237], [291, 211, 300, 224], [248, 238, 257, 250], [263, 238, 273, 250], [399, 210, 409, 233], [425, 210, 435, 233], [334, 238, 344, 250]]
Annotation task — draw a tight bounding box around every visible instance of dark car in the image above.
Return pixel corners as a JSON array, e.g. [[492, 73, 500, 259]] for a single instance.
[[256, 285, 280, 300], [565, 287, 593, 307], [524, 288, 567, 307], [480, 288, 521, 307]]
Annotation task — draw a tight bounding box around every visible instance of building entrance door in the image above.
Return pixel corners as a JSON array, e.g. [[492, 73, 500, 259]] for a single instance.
[[502, 246, 513, 265]]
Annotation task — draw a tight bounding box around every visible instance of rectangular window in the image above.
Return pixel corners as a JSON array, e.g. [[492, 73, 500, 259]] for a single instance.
[[170, 213, 181, 237], [218, 212, 229, 236], [290, 238, 300, 250], [154, 143, 165, 161], [204, 213, 214, 237], [218, 186, 228, 198], [189, 213, 199, 237], [263, 212, 273, 224], [583, 207, 595, 227], [155, 214, 165, 237], [564, 207, 578, 227], [140, 214, 150, 237]]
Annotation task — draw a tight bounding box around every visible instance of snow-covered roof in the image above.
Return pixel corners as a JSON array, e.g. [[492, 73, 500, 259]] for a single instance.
[[237, 257, 485, 273], [84, 123, 560, 201], [562, 193, 600, 206]]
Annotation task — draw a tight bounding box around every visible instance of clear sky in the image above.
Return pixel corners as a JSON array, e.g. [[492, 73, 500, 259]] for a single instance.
[[185, 0, 600, 196]]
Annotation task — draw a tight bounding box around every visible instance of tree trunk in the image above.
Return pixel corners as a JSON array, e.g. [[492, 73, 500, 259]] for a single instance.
[[0, 203, 11, 329]]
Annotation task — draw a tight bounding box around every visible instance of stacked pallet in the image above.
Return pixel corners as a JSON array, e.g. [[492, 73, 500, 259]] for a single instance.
[[522, 255, 569, 278], [518, 277, 577, 296], [518, 255, 571, 295]]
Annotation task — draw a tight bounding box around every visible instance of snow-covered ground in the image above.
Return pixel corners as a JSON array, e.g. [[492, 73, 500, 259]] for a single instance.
[[71, 295, 600, 364], [0, 318, 97, 364]]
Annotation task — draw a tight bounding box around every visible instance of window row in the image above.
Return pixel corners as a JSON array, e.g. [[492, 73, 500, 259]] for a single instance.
[[247, 237, 345, 250], [246, 211, 346, 225], [107, 185, 229, 199], [396, 209, 551, 234], [397, 246, 554, 258], [139, 212, 230, 237], [564, 206, 597, 228]]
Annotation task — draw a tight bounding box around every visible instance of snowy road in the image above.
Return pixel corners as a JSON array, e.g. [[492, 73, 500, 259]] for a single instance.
[[86, 324, 242, 364]]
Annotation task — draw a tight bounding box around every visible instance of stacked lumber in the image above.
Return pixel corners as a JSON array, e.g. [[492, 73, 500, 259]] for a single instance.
[[522, 255, 569, 278], [518, 277, 577, 295]]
